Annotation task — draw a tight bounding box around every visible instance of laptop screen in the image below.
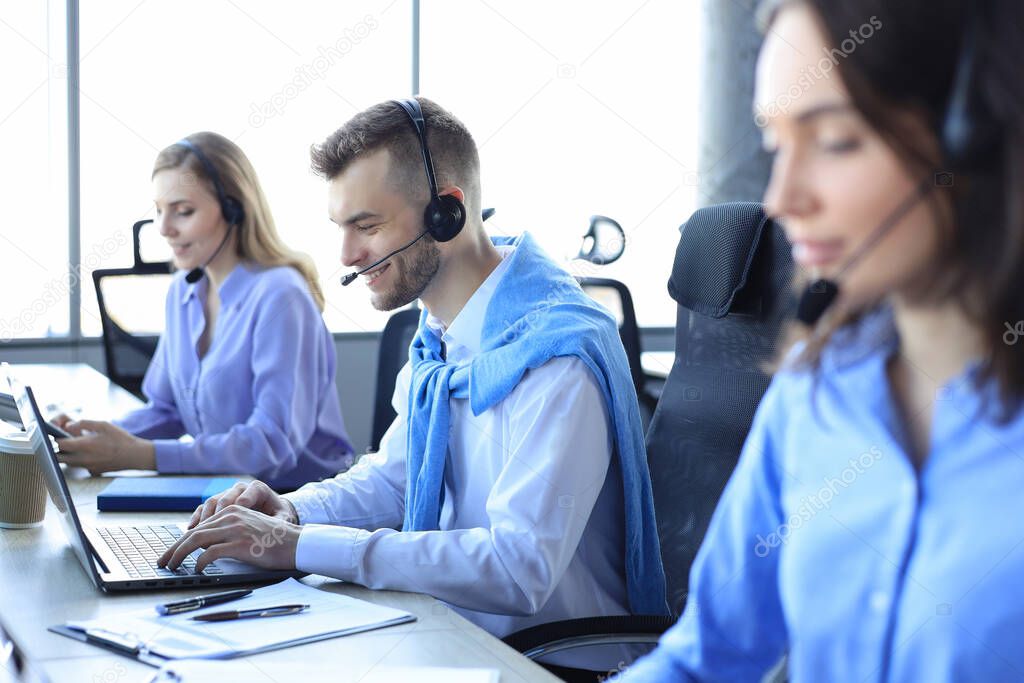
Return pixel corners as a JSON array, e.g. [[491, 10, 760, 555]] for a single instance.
[[5, 373, 102, 588]]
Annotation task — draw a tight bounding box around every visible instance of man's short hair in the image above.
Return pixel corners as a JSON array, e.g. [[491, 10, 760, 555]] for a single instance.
[[310, 97, 481, 209]]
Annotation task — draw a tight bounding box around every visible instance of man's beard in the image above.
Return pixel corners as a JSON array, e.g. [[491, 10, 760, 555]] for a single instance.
[[370, 235, 441, 311]]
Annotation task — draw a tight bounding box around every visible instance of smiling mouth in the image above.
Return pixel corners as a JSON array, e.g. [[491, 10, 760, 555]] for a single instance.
[[791, 240, 845, 269], [363, 262, 390, 285]]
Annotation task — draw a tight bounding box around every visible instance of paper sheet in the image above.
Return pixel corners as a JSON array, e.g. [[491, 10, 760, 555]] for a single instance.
[[65, 578, 414, 660], [151, 661, 500, 683]]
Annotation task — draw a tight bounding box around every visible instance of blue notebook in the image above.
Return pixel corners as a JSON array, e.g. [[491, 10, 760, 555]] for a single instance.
[[97, 477, 242, 512]]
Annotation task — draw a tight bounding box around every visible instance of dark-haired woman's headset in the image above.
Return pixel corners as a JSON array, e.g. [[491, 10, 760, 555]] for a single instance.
[[341, 98, 467, 286], [174, 138, 245, 284], [796, 5, 1000, 324]]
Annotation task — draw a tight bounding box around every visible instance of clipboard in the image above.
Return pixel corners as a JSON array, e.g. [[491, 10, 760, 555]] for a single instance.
[[48, 624, 170, 667], [49, 578, 417, 667]]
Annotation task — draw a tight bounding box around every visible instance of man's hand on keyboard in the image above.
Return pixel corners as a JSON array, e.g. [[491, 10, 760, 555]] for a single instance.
[[188, 480, 299, 529], [157, 505, 300, 573]]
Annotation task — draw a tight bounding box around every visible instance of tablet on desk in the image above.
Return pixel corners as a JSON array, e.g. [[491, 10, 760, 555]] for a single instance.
[[97, 477, 243, 512]]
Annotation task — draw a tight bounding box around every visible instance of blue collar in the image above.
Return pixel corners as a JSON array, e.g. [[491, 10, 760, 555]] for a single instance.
[[426, 244, 515, 357], [180, 262, 258, 307], [819, 305, 899, 372]]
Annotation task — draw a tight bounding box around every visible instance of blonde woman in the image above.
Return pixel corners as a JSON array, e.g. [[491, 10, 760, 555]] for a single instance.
[[55, 132, 353, 489]]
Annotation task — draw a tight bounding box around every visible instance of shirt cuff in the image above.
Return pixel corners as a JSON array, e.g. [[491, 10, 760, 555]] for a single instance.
[[294, 524, 368, 580], [153, 440, 184, 473], [284, 489, 319, 528], [283, 484, 331, 525]]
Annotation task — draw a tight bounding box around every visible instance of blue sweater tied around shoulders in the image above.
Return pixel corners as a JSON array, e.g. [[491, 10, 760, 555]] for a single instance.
[[403, 232, 668, 616]]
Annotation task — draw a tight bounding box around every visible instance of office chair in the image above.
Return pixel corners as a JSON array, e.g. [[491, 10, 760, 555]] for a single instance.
[[576, 277, 659, 418], [503, 203, 795, 682], [651, 201, 794, 613], [572, 215, 660, 420], [576, 215, 626, 265], [369, 307, 421, 453], [92, 219, 172, 399]]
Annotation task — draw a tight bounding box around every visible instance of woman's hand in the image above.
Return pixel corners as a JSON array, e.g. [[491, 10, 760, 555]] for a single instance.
[[55, 420, 156, 475], [50, 413, 84, 436]]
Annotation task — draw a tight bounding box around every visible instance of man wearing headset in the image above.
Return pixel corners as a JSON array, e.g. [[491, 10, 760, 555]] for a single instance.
[[160, 97, 666, 672]]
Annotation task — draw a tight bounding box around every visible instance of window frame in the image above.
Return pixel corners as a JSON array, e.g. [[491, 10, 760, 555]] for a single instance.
[[11, 0, 680, 345]]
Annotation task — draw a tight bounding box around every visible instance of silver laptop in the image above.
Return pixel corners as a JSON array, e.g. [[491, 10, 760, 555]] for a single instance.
[[6, 371, 301, 592]]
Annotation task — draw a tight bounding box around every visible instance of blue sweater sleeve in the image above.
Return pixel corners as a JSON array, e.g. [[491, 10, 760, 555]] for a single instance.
[[152, 284, 334, 483], [621, 379, 790, 681]]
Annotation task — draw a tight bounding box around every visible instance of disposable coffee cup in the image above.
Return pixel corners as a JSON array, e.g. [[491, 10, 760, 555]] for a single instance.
[[0, 429, 46, 529]]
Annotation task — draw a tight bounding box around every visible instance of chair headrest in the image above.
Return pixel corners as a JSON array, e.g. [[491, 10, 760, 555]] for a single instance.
[[668, 202, 774, 319]]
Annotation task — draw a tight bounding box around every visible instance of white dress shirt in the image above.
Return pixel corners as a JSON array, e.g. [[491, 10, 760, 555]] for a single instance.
[[284, 246, 631, 651]]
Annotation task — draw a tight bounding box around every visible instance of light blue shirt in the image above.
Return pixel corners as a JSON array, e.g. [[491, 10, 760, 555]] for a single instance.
[[624, 307, 1024, 682], [115, 262, 353, 490]]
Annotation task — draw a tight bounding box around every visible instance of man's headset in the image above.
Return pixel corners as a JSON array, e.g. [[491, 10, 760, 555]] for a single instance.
[[796, 5, 999, 325], [341, 98, 467, 286], [174, 138, 245, 284]]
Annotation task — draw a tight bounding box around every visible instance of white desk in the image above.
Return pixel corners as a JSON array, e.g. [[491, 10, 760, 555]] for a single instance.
[[1, 364, 558, 682], [11, 362, 143, 421]]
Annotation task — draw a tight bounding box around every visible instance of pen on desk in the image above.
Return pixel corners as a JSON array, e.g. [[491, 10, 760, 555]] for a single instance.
[[156, 588, 253, 615], [191, 603, 309, 622]]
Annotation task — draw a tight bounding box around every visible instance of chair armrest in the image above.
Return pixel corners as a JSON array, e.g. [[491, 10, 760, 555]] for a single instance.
[[502, 615, 676, 660]]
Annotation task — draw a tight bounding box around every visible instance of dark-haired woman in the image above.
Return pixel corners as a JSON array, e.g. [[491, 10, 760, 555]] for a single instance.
[[623, 0, 1024, 680]]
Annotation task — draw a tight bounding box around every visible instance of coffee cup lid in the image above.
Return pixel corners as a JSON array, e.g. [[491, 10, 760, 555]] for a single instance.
[[0, 422, 35, 455]]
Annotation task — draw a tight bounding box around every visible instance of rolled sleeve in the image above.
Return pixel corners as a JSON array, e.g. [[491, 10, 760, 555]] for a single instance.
[[158, 285, 337, 485], [153, 439, 185, 473]]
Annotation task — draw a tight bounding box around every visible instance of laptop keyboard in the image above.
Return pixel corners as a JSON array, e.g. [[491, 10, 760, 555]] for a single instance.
[[96, 524, 224, 579]]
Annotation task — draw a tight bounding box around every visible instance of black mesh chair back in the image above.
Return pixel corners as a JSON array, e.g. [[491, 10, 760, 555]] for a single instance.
[[647, 202, 795, 615], [369, 307, 421, 452], [92, 219, 172, 399], [500, 204, 796, 679]]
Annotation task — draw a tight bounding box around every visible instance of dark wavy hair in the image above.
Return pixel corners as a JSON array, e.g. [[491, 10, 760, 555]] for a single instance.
[[759, 0, 1024, 416]]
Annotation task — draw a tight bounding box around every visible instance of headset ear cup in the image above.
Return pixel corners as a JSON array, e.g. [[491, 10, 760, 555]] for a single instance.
[[427, 195, 466, 242], [223, 197, 245, 226]]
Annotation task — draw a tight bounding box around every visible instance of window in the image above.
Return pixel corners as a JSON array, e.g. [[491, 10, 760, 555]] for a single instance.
[[421, 0, 701, 327], [3, 0, 702, 340], [78, 0, 410, 334], [0, 0, 70, 340]]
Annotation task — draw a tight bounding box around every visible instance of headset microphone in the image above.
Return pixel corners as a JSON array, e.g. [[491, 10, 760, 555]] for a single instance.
[[339, 98, 468, 288], [175, 137, 245, 285], [341, 229, 430, 286], [796, 2, 995, 327], [185, 225, 235, 284], [795, 177, 934, 326]]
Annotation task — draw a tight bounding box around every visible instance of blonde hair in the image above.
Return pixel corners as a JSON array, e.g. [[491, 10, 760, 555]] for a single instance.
[[153, 132, 326, 311]]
